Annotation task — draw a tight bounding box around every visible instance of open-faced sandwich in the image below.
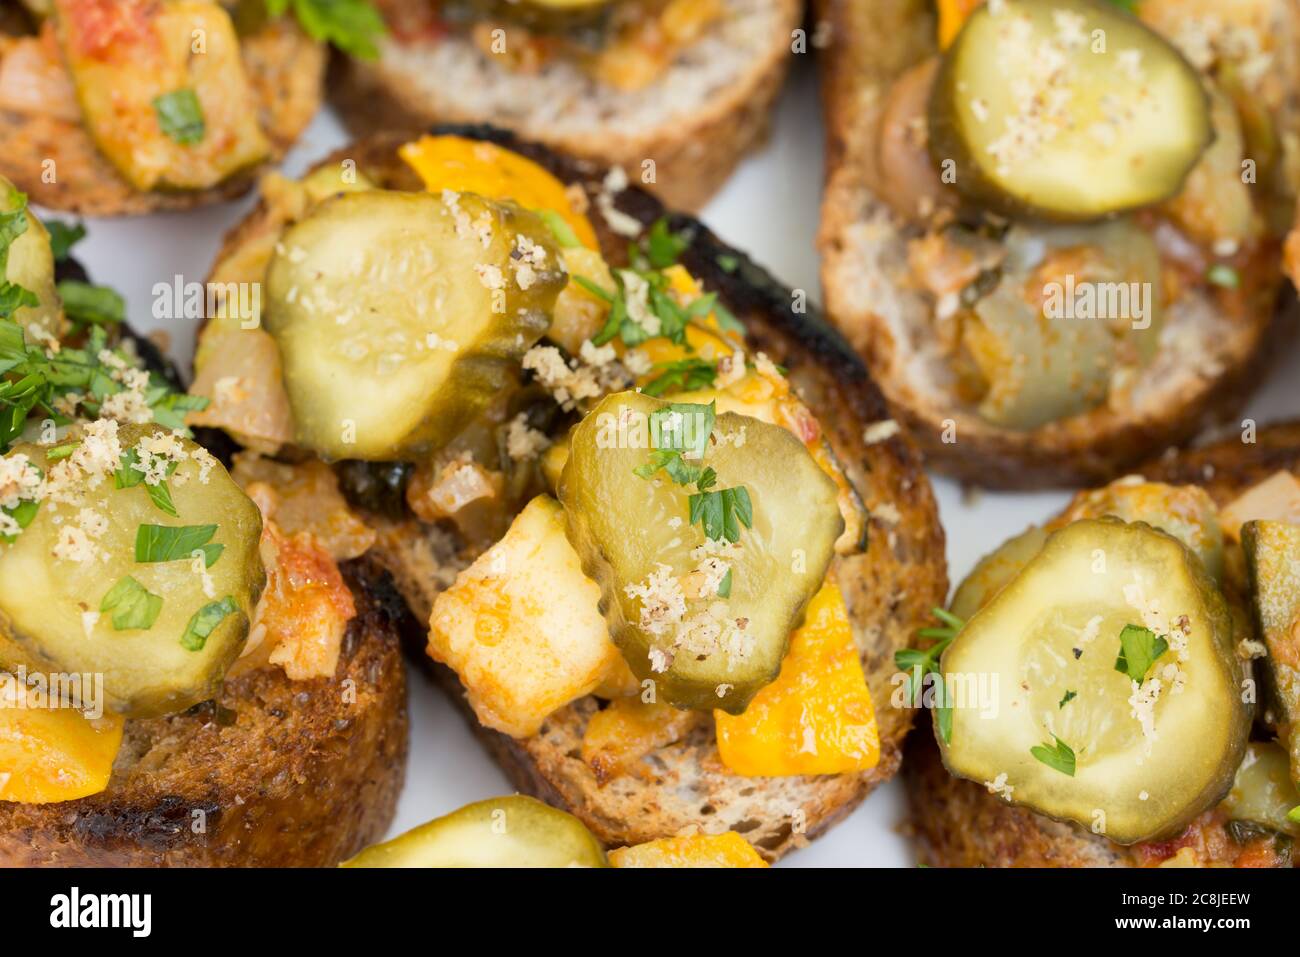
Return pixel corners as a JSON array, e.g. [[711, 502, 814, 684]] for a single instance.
[[0, 0, 384, 216], [904, 424, 1300, 867], [0, 177, 408, 865], [330, 0, 803, 211], [191, 125, 948, 862], [818, 0, 1300, 488]]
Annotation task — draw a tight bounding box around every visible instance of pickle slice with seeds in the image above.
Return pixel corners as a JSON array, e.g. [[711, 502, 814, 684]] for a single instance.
[[559, 391, 842, 714], [264, 189, 565, 461], [940, 518, 1248, 844], [929, 0, 1212, 220]]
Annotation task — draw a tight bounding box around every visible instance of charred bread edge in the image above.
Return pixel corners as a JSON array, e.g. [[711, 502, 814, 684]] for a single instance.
[[903, 422, 1300, 868]]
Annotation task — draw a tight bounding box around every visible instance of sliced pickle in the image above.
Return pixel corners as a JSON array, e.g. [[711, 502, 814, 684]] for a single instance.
[[964, 220, 1162, 429], [53, 0, 270, 192], [1223, 742, 1300, 838], [1242, 520, 1300, 781], [940, 518, 1248, 844], [264, 189, 565, 461], [930, 0, 1212, 220], [1, 180, 63, 342], [559, 392, 843, 714], [0, 424, 264, 717], [341, 796, 608, 868]]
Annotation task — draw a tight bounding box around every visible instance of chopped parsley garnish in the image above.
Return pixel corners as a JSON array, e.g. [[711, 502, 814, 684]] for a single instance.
[[642, 357, 717, 397], [641, 218, 689, 270], [116, 450, 180, 517], [689, 468, 752, 544], [1030, 736, 1077, 777], [45, 441, 79, 462], [100, 576, 162, 631], [56, 280, 125, 327], [180, 596, 238, 651], [538, 210, 581, 249], [1206, 264, 1241, 289], [0, 317, 206, 452], [152, 89, 206, 145], [44, 220, 86, 263], [717, 567, 733, 598], [135, 523, 222, 567], [1059, 690, 1077, 708], [894, 607, 964, 744], [716, 254, 739, 273], [266, 0, 386, 59], [634, 401, 753, 546], [0, 496, 39, 545], [1113, 624, 1168, 684]]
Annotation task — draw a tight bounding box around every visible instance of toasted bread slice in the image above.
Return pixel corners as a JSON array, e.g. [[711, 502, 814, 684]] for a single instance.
[[0, 557, 410, 867], [815, 0, 1298, 489], [0, 15, 324, 216], [330, 0, 802, 211], [905, 423, 1300, 868], [205, 126, 948, 861]]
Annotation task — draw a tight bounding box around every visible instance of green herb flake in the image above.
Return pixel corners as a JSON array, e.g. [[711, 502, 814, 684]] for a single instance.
[[716, 254, 739, 273], [57, 280, 125, 326], [180, 596, 238, 652], [642, 357, 717, 397], [100, 576, 162, 631], [45, 441, 79, 462], [1059, 690, 1077, 708], [717, 567, 733, 598], [1206, 264, 1241, 289], [644, 218, 688, 269], [689, 483, 752, 543], [537, 210, 580, 248], [44, 220, 86, 263], [266, 0, 386, 59], [894, 608, 965, 744], [0, 497, 39, 545], [135, 523, 222, 567], [1113, 624, 1169, 684], [152, 89, 206, 145], [1030, 736, 1077, 777]]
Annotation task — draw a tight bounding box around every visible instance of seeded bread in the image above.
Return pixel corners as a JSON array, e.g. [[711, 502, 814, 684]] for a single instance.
[[905, 423, 1300, 868], [0, 15, 324, 216], [206, 126, 949, 862], [0, 557, 411, 867], [814, 0, 1297, 489], [330, 0, 802, 212]]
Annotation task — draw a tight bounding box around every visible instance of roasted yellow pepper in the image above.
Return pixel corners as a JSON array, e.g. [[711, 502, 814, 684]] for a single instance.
[[609, 831, 768, 868], [937, 0, 986, 48], [714, 582, 880, 776], [399, 134, 598, 249], [0, 681, 124, 803]]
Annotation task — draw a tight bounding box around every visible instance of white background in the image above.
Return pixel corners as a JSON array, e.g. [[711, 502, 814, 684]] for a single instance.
[[59, 57, 1300, 867]]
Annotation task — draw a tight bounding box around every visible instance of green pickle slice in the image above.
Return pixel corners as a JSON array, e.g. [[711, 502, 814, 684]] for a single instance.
[[0, 423, 264, 717], [559, 391, 843, 714], [940, 518, 1249, 844], [264, 189, 565, 461], [929, 0, 1212, 220], [341, 796, 608, 868]]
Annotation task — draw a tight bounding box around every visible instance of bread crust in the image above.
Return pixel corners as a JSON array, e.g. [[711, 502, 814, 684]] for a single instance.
[[814, 0, 1296, 489], [905, 424, 1300, 868], [0, 17, 324, 216], [0, 558, 411, 867], [329, 0, 802, 211], [208, 126, 948, 861]]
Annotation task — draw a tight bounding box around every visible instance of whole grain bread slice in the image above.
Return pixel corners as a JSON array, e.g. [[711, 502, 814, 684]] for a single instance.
[[905, 423, 1300, 868], [814, 0, 1298, 489], [330, 0, 802, 211], [202, 127, 946, 860], [0, 557, 411, 867], [0, 16, 324, 216]]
